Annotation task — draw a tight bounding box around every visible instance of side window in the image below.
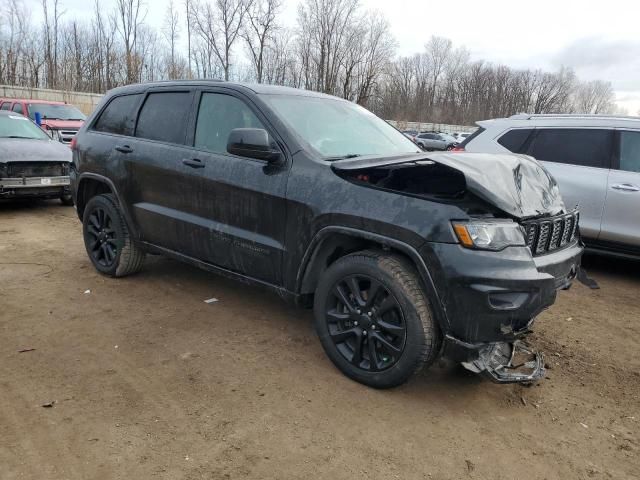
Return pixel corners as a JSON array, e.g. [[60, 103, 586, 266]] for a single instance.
[[135, 92, 192, 144], [497, 128, 533, 153], [12, 103, 24, 114], [93, 94, 142, 136], [0, 102, 11, 110], [619, 131, 640, 173], [528, 129, 613, 168], [194, 92, 267, 155]]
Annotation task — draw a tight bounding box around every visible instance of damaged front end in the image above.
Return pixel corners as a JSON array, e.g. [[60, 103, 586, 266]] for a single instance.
[[332, 152, 584, 384]]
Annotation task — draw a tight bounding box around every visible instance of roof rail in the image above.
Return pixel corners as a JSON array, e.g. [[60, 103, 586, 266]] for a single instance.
[[509, 113, 640, 121]]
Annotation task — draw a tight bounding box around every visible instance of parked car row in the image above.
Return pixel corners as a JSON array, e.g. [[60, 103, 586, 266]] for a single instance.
[[457, 113, 640, 259], [0, 98, 86, 145], [402, 130, 461, 151]]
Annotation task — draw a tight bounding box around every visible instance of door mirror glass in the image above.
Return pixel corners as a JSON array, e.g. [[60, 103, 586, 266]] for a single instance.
[[227, 128, 281, 163]]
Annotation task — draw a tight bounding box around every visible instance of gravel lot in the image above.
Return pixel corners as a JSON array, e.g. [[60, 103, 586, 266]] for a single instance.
[[1, 201, 638, 480]]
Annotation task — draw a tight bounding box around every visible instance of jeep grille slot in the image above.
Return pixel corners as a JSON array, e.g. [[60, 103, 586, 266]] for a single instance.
[[522, 211, 579, 256]]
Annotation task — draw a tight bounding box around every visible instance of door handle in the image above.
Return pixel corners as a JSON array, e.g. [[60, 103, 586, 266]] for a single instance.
[[115, 145, 133, 154], [612, 183, 640, 192], [182, 158, 205, 169]]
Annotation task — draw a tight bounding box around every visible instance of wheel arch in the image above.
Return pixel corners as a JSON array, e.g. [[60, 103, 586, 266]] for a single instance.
[[296, 227, 450, 332], [76, 174, 138, 239]]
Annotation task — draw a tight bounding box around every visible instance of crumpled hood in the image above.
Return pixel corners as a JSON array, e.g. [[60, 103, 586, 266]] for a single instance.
[[331, 152, 567, 219], [0, 138, 72, 163]]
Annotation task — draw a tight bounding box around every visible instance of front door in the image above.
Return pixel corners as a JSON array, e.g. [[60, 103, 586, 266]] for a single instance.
[[174, 89, 289, 285]]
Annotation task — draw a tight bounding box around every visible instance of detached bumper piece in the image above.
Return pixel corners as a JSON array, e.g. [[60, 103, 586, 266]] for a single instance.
[[461, 341, 545, 384]]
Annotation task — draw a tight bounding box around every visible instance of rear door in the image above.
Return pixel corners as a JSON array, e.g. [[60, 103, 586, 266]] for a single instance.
[[120, 89, 199, 253], [599, 130, 640, 247], [525, 128, 613, 240]]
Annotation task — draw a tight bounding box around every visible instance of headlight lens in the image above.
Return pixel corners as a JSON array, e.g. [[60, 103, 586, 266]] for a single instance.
[[452, 220, 525, 251]]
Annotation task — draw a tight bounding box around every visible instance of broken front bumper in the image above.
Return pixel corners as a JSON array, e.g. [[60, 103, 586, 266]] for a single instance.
[[421, 240, 582, 383]]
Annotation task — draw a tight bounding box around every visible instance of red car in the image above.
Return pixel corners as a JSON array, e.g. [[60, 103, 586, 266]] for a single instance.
[[0, 98, 86, 145]]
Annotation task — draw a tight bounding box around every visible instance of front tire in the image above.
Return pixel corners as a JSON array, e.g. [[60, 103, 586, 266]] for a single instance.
[[82, 193, 145, 277], [313, 251, 441, 388]]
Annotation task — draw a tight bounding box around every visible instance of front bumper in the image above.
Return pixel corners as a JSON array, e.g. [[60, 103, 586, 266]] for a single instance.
[[421, 240, 582, 376], [0, 176, 70, 198]]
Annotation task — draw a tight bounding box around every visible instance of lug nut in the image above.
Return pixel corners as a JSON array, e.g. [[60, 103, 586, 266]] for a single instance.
[[367, 312, 372, 316], [371, 325, 376, 330], [354, 321, 358, 326], [363, 331, 367, 336]]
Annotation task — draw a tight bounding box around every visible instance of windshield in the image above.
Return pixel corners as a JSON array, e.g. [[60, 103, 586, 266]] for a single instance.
[[27, 103, 86, 121], [0, 114, 50, 139], [262, 95, 420, 159]]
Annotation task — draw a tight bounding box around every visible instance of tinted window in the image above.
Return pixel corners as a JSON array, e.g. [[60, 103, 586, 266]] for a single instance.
[[528, 129, 613, 168], [619, 131, 640, 173], [135, 92, 192, 144], [12, 103, 23, 114], [93, 94, 142, 136], [0, 102, 11, 110], [195, 93, 266, 154], [498, 128, 533, 152]]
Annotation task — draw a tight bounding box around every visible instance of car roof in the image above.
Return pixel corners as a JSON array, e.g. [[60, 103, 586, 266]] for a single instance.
[[478, 113, 640, 129], [106, 80, 345, 101], [0, 98, 67, 105]]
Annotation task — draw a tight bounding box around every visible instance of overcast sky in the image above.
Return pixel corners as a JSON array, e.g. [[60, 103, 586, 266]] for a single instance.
[[28, 0, 640, 114]]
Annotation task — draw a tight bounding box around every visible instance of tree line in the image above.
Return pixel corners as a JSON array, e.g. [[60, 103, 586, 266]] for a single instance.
[[0, 0, 622, 124]]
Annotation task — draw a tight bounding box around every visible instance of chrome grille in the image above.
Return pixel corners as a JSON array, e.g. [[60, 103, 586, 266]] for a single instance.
[[522, 211, 579, 256]]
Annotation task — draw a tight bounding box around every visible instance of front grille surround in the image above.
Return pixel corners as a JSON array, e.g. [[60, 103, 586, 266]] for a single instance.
[[521, 211, 579, 256], [6, 162, 65, 177]]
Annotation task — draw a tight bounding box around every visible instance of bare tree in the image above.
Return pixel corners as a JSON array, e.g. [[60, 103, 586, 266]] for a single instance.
[[242, 0, 281, 83], [42, 0, 64, 88], [163, 0, 181, 79], [192, 0, 251, 81], [115, 0, 146, 84]]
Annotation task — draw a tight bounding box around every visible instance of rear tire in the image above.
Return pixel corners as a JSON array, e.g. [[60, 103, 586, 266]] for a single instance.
[[313, 250, 441, 388], [82, 193, 145, 277]]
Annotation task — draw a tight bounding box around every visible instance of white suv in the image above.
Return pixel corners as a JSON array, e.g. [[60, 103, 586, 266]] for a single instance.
[[460, 114, 640, 257]]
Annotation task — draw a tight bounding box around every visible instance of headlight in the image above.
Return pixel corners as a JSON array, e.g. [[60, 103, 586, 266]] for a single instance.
[[452, 220, 525, 251]]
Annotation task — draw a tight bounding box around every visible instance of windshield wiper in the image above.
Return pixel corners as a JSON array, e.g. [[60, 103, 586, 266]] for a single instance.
[[324, 154, 363, 161], [3, 135, 35, 139]]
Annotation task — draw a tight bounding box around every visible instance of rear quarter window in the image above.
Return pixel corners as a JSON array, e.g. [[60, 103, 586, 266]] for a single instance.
[[497, 129, 533, 152], [527, 129, 613, 168], [93, 94, 143, 136]]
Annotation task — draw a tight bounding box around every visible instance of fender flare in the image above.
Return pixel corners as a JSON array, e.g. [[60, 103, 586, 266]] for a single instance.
[[76, 172, 139, 240], [296, 226, 450, 332]]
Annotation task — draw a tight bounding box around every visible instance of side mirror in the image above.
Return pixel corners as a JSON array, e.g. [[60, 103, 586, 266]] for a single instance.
[[227, 128, 282, 163]]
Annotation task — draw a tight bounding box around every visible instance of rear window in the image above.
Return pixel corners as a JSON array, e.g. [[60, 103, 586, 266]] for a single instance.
[[527, 129, 613, 168], [459, 127, 485, 148], [93, 94, 142, 136], [497, 129, 533, 152], [135, 92, 192, 145]]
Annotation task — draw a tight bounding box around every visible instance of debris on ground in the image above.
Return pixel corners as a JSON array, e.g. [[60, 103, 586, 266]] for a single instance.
[[465, 459, 475, 473], [84, 289, 91, 294], [204, 297, 218, 304], [18, 348, 36, 353], [41, 401, 56, 408]]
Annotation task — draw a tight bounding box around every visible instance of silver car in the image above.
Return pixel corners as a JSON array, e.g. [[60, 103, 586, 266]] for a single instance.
[[415, 132, 455, 151], [460, 114, 640, 257]]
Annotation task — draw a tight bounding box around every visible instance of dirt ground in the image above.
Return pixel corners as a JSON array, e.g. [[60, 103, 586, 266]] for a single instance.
[[0, 200, 638, 480]]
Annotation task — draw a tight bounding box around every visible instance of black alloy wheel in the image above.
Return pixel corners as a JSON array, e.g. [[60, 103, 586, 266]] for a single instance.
[[86, 206, 118, 268], [326, 275, 407, 372]]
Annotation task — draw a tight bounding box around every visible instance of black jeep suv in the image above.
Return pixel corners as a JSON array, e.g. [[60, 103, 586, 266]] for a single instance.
[[71, 81, 582, 388]]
